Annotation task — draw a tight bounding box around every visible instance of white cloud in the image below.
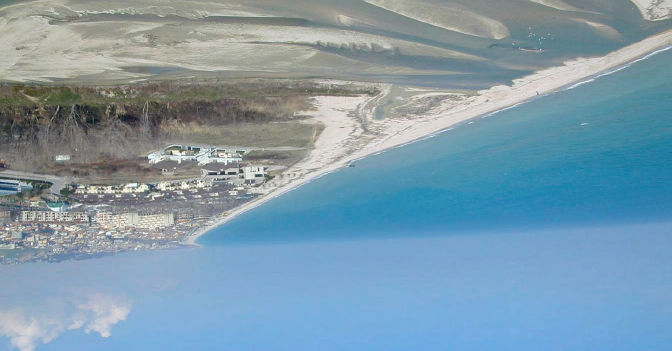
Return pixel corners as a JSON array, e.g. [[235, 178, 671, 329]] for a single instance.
[[0, 294, 131, 351], [0, 310, 64, 351], [79, 293, 131, 338]]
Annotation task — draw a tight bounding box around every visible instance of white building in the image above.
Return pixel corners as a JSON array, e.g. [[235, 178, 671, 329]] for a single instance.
[[76, 183, 150, 195], [95, 212, 174, 229], [156, 179, 212, 192], [121, 183, 150, 193], [148, 145, 244, 166], [243, 166, 266, 184], [20, 211, 88, 223]]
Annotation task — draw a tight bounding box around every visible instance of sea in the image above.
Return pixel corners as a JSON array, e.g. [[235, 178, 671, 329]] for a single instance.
[[1, 50, 671, 350]]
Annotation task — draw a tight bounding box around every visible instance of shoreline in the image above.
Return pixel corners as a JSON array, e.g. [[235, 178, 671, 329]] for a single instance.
[[184, 29, 672, 246]]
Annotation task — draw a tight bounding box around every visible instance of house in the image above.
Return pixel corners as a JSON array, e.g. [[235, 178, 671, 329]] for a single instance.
[[243, 166, 266, 184], [95, 212, 175, 229], [55, 155, 71, 163], [121, 183, 150, 193], [20, 210, 88, 223], [148, 145, 245, 166]]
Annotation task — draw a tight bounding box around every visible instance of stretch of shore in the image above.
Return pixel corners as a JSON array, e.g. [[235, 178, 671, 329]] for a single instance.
[[184, 29, 672, 246]]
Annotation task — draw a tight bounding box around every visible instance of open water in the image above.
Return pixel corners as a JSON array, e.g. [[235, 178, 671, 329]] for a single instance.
[[203, 48, 672, 245]]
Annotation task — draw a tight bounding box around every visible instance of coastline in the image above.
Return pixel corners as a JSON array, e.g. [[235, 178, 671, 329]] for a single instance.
[[184, 29, 672, 246]]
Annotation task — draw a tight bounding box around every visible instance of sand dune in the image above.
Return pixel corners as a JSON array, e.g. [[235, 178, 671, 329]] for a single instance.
[[570, 18, 621, 40], [2, 0, 662, 84], [363, 0, 510, 39], [583, 21, 622, 39], [527, 0, 587, 12], [193, 23, 484, 60], [630, 0, 672, 21], [0, 1, 485, 82], [65, 0, 272, 19]]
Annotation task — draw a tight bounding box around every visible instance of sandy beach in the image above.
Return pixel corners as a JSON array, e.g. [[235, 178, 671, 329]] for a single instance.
[[184, 29, 672, 246]]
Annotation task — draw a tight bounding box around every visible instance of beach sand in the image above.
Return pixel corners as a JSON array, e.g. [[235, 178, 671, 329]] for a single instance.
[[630, 0, 672, 21], [184, 29, 672, 246]]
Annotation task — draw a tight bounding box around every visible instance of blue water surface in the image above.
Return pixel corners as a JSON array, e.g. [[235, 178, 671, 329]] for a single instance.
[[203, 49, 672, 245]]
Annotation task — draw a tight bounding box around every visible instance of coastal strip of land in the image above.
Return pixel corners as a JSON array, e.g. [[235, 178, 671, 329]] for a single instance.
[[185, 29, 672, 246]]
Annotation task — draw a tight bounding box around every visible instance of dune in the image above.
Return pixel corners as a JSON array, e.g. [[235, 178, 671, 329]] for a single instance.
[[584, 21, 622, 39], [570, 18, 622, 39], [63, 0, 273, 19], [335, 14, 376, 29], [194, 23, 485, 60], [526, 0, 587, 12], [363, 0, 509, 39], [0, 0, 486, 82], [629, 0, 672, 21]]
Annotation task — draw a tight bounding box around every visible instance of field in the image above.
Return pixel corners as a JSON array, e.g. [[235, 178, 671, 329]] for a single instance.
[[170, 122, 324, 148]]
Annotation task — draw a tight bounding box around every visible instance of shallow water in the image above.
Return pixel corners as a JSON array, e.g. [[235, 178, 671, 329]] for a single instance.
[[3, 0, 669, 87]]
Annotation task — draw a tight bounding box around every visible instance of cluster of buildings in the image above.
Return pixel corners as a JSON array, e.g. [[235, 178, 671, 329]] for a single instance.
[[72, 165, 267, 201], [1, 207, 184, 264], [18, 210, 174, 230], [0, 216, 201, 264], [0, 144, 271, 265], [203, 165, 267, 185], [148, 145, 245, 166], [0, 177, 255, 264], [74, 183, 151, 195]]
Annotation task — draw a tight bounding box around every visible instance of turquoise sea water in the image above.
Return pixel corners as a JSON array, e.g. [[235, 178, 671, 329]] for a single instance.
[[1, 49, 671, 351], [203, 48, 672, 245]]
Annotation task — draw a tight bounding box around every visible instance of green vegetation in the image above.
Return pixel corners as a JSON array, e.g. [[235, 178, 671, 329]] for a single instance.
[[0, 80, 380, 107]]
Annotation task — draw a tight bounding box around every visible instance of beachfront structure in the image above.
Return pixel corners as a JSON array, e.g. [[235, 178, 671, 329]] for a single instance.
[[20, 211, 88, 223], [95, 212, 174, 229], [202, 168, 241, 182], [148, 145, 244, 166], [0, 179, 33, 196], [121, 183, 151, 193], [155, 179, 212, 192], [243, 166, 266, 184], [202, 165, 267, 185], [75, 183, 150, 195]]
